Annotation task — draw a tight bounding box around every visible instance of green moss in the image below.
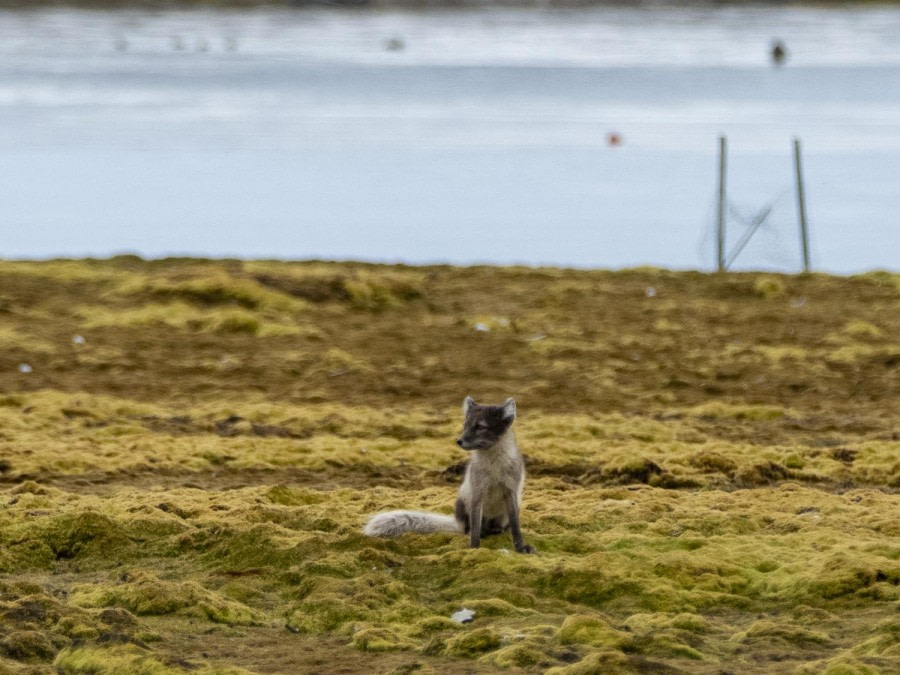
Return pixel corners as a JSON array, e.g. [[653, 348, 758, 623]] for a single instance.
[[783, 452, 805, 469], [245, 264, 424, 310], [486, 642, 547, 668], [791, 605, 837, 622], [754, 344, 811, 362], [605, 458, 665, 484], [285, 598, 366, 634], [793, 554, 900, 601], [645, 635, 706, 660], [208, 309, 261, 335], [545, 650, 635, 674], [344, 279, 404, 311], [734, 461, 791, 486], [53, 644, 252, 674], [625, 612, 709, 633], [843, 320, 886, 340], [0, 325, 57, 354], [535, 557, 667, 611], [0, 629, 60, 661], [75, 302, 299, 337], [312, 348, 373, 375], [557, 615, 630, 649], [198, 600, 259, 626], [795, 655, 882, 675], [265, 485, 325, 506], [71, 573, 184, 615], [687, 401, 787, 421], [687, 451, 737, 475], [350, 626, 416, 652], [69, 573, 263, 626], [343, 273, 424, 311], [444, 628, 502, 658], [0, 394, 26, 407], [851, 618, 900, 657], [194, 524, 303, 570], [8, 481, 53, 495], [734, 620, 832, 646], [826, 343, 883, 365], [126, 272, 305, 314], [1, 260, 899, 671], [42, 511, 132, 563], [55, 616, 101, 641], [409, 616, 459, 636], [753, 275, 786, 299]]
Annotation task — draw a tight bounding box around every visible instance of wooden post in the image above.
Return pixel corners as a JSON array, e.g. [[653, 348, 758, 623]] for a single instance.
[[793, 138, 811, 273], [717, 136, 727, 272]]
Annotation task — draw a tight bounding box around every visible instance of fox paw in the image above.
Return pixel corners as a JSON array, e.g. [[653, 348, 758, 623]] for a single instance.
[[516, 544, 537, 554]]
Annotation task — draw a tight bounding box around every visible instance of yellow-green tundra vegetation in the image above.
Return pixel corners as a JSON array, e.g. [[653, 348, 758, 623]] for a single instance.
[[0, 258, 898, 674]]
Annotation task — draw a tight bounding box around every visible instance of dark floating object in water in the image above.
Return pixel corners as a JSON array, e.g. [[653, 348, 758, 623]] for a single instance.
[[607, 131, 623, 147], [385, 37, 405, 52], [771, 40, 787, 66]]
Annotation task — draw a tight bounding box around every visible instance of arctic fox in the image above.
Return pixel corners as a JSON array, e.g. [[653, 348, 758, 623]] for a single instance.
[[363, 397, 536, 554]]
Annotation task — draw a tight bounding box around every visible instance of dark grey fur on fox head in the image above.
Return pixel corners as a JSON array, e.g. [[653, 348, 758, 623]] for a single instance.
[[456, 397, 516, 451]]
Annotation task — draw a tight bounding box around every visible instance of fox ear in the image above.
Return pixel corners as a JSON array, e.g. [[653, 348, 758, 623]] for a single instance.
[[463, 396, 476, 414], [500, 398, 516, 421]]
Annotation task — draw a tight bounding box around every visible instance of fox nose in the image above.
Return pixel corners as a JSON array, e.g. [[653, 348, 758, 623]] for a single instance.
[[456, 438, 463, 447]]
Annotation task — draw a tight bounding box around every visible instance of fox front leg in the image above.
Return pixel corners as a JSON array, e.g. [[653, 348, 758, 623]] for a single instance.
[[468, 500, 483, 549], [505, 492, 536, 554]]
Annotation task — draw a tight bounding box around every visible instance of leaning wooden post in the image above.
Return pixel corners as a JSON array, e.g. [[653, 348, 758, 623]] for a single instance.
[[717, 135, 727, 272], [793, 137, 811, 273]]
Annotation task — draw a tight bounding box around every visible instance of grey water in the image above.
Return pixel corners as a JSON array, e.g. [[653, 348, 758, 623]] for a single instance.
[[2, 6, 899, 273]]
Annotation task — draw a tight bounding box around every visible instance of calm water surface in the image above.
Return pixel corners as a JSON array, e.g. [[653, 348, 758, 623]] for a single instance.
[[2, 7, 899, 272]]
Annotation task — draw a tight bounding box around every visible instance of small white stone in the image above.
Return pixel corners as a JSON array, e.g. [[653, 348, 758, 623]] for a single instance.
[[450, 608, 475, 624], [474, 322, 490, 332], [646, 287, 657, 297], [18, 363, 33, 374], [72, 335, 86, 345]]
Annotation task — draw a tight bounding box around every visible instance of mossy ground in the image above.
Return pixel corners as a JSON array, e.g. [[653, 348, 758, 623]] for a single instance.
[[0, 258, 898, 674]]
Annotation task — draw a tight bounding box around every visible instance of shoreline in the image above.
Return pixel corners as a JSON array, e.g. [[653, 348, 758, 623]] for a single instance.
[[4, 255, 900, 278]]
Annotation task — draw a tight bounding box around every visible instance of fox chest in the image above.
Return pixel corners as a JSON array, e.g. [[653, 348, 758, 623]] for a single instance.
[[461, 458, 521, 512]]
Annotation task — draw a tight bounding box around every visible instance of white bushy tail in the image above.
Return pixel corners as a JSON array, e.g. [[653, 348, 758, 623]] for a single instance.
[[363, 510, 460, 537]]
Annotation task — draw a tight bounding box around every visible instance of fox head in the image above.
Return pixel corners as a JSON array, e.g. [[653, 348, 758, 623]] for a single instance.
[[456, 396, 516, 451]]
